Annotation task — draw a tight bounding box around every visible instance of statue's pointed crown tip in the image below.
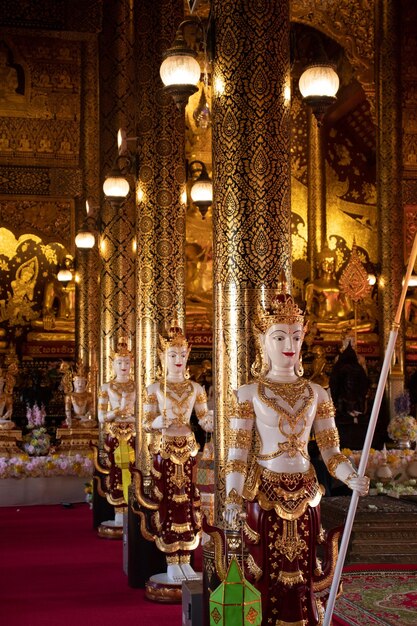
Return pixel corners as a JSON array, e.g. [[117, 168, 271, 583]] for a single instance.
[[256, 279, 305, 332]]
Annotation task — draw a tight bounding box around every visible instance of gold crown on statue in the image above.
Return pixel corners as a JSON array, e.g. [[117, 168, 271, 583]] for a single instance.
[[74, 359, 88, 379], [111, 335, 132, 359], [255, 275, 305, 332], [159, 319, 190, 351]]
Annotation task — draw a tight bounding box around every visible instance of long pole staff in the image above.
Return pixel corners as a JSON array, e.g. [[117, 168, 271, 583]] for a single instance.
[[323, 232, 417, 626]]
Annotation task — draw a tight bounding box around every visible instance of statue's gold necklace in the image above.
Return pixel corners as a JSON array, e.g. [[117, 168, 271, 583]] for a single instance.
[[257, 380, 313, 460], [160, 380, 194, 424], [259, 377, 309, 409], [109, 379, 135, 394]]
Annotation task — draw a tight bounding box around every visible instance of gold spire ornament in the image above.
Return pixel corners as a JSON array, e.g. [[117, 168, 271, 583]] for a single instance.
[[339, 242, 372, 303], [339, 242, 372, 344]]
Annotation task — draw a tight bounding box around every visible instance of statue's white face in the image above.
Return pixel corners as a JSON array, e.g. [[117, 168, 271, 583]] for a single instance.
[[165, 346, 189, 377], [113, 355, 131, 378], [73, 376, 87, 392], [264, 323, 304, 371]]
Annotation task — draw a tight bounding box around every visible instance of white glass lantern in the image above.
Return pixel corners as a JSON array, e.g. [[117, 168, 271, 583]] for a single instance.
[[75, 231, 96, 249], [102, 173, 130, 198], [160, 54, 201, 89], [57, 268, 73, 282], [299, 63, 339, 99]]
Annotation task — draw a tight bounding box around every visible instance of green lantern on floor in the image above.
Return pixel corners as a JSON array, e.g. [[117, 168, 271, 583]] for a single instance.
[[209, 556, 262, 626]]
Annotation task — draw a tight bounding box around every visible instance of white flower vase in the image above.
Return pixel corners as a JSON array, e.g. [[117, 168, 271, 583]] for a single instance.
[[375, 462, 393, 483]]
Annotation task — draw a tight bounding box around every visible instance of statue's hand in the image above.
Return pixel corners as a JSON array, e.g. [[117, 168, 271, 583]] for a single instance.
[[152, 414, 170, 430], [199, 409, 214, 433], [43, 313, 56, 331], [347, 473, 370, 496]]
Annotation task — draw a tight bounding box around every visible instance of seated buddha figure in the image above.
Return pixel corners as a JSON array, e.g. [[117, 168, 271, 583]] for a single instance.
[[305, 246, 373, 335], [64, 363, 95, 428], [223, 288, 369, 626], [30, 256, 75, 341], [137, 321, 213, 583]]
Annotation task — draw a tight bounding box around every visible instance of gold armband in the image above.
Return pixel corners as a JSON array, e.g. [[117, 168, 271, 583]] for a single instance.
[[315, 427, 340, 450], [225, 459, 247, 476], [316, 400, 336, 420], [144, 392, 157, 405], [196, 391, 208, 404], [143, 410, 156, 430], [229, 428, 252, 450], [237, 401, 255, 420], [225, 488, 243, 507], [195, 407, 208, 419], [327, 452, 351, 478], [98, 390, 108, 399]]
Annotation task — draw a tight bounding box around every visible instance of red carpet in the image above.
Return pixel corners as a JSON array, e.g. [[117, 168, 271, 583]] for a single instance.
[[333, 564, 417, 626], [0, 503, 182, 626]]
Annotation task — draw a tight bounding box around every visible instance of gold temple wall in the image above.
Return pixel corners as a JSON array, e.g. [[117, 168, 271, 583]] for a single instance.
[[76, 36, 101, 369], [135, 0, 186, 467], [99, 0, 136, 383], [376, 0, 404, 359], [212, 0, 291, 520]]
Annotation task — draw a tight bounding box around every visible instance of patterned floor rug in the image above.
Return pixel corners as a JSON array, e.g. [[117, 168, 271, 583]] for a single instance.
[[333, 565, 417, 626]]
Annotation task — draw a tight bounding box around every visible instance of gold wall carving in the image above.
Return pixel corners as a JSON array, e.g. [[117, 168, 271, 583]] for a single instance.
[[135, 0, 186, 469], [376, 0, 404, 356], [0, 196, 73, 250], [0, 35, 81, 166], [212, 0, 291, 521], [99, 0, 136, 383], [0, 226, 72, 343], [77, 35, 101, 367], [0, 1, 102, 33]]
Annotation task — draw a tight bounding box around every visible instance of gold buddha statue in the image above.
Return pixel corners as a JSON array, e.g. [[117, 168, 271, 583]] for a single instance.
[[29, 255, 75, 342], [305, 246, 373, 336]]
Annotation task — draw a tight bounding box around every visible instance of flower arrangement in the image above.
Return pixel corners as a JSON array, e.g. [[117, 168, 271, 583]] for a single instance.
[[0, 453, 94, 480], [342, 447, 415, 481], [387, 391, 417, 446], [23, 403, 50, 456], [26, 403, 46, 428]]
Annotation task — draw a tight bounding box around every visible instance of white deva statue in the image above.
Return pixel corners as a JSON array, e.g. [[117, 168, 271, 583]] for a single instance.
[[143, 321, 213, 583], [224, 288, 369, 626]]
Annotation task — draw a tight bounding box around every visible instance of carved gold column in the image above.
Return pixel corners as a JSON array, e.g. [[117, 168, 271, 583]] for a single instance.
[[307, 108, 326, 280], [77, 36, 101, 371], [212, 0, 291, 521], [135, 0, 186, 467], [99, 0, 136, 383], [376, 0, 404, 413]]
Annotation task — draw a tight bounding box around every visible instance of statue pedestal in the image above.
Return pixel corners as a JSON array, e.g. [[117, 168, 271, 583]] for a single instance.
[[145, 573, 183, 604], [98, 506, 124, 539], [56, 426, 98, 455], [0, 427, 22, 456]]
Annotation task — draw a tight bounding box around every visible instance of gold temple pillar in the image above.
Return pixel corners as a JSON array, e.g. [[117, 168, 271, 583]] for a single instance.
[[99, 0, 136, 383], [307, 108, 326, 280], [376, 0, 404, 413], [212, 0, 292, 521], [76, 36, 101, 370], [135, 0, 186, 467]]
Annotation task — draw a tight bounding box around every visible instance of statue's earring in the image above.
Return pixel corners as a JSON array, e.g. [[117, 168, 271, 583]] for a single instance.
[[295, 355, 304, 377], [184, 367, 190, 380]]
